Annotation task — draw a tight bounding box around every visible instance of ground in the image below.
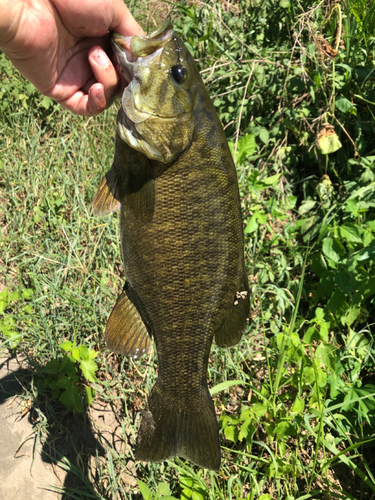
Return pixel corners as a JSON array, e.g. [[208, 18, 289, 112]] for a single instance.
[[0, 354, 138, 499]]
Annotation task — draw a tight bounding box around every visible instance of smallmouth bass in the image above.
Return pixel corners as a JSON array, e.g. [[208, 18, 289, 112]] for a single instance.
[[93, 20, 250, 471]]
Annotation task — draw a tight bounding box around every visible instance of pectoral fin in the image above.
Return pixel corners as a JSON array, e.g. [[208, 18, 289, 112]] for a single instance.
[[106, 283, 152, 358], [92, 165, 121, 216], [127, 165, 155, 222], [215, 269, 250, 348]]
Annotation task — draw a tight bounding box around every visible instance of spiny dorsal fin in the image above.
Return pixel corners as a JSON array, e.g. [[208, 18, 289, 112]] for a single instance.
[[106, 283, 152, 358], [92, 165, 121, 216], [215, 268, 250, 348]]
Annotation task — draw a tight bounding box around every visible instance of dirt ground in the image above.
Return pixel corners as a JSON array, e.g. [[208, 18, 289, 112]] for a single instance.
[[0, 354, 138, 499], [0, 355, 62, 499]]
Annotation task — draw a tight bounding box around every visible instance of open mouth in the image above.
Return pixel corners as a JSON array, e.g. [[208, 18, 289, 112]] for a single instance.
[[111, 22, 174, 71]]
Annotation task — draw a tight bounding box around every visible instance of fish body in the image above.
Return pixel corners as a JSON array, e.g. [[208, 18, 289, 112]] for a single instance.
[[93, 21, 249, 471]]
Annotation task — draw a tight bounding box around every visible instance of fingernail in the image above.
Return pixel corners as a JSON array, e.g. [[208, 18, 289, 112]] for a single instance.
[[92, 50, 110, 68], [97, 87, 104, 101]]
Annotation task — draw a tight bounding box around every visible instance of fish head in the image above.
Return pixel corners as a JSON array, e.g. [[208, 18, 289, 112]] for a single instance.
[[112, 21, 198, 163]]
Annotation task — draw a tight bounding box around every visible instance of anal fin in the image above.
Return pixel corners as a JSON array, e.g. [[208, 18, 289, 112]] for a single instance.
[[92, 165, 121, 216], [106, 282, 152, 358], [215, 268, 250, 348]]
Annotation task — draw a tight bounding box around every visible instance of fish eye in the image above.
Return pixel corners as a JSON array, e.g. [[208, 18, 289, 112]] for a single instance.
[[171, 64, 187, 84]]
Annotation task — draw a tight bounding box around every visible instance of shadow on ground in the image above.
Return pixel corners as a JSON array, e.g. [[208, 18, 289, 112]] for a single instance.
[[0, 353, 135, 499]]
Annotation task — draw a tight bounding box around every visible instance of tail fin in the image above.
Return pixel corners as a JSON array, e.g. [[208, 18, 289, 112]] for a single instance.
[[135, 382, 221, 471]]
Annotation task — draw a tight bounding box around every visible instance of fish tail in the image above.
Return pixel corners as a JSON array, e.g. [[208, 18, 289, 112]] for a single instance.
[[135, 382, 221, 471]]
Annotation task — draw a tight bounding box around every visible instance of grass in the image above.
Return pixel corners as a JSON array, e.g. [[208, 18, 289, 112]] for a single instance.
[[1, 0, 375, 499]]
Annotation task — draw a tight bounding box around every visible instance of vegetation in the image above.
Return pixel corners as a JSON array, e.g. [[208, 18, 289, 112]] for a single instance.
[[1, 0, 375, 498]]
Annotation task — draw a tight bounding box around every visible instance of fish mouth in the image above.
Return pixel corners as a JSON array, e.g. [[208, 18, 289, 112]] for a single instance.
[[111, 20, 174, 85], [111, 20, 175, 125]]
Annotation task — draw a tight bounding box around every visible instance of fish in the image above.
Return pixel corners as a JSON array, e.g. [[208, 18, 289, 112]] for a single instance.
[[92, 20, 250, 471]]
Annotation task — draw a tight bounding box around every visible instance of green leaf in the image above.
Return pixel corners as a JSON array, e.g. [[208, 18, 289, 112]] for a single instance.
[[239, 419, 255, 442], [191, 492, 205, 500], [346, 199, 360, 217], [9, 291, 20, 302], [273, 420, 296, 438], [210, 380, 242, 395], [43, 359, 61, 375], [26, 83, 35, 95], [339, 223, 362, 243], [335, 97, 355, 114], [356, 240, 375, 262], [315, 343, 336, 371], [80, 359, 98, 383], [78, 344, 90, 361], [224, 424, 238, 443], [137, 480, 152, 500], [59, 384, 83, 413], [85, 386, 96, 407], [291, 396, 305, 414], [319, 133, 342, 154], [59, 341, 73, 352], [0, 300, 8, 314], [316, 368, 327, 387], [334, 270, 353, 295], [60, 354, 77, 377], [56, 376, 71, 388], [72, 347, 80, 361], [156, 482, 171, 498], [327, 290, 346, 315], [298, 200, 316, 215], [279, 0, 290, 7], [341, 305, 361, 327], [259, 127, 269, 145], [346, 329, 370, 360], [88, 349, 98, 360], [244, 216, 258, 233], [300, 215, 321, 242], [229, 134, 256, 165], [303, 366, 315, 385], [21, 288, 34, 300], [40, 95, 53, 109], [252, 403, 268, 417], [322, 237, 344, 263], [261, 173, 282, 186]]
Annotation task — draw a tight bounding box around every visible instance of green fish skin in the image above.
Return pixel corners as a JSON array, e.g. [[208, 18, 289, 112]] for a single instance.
[[93, 20, 250, 471]]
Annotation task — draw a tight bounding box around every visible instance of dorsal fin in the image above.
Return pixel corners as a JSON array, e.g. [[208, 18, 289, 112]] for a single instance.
[[106, 283, 152, 358], [92, 165, 121, 216]]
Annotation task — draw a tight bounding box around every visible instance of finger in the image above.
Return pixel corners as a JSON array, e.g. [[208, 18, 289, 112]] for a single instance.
[[57, 91, 91, 116], [111, 2, 145, 37], [51, 0, 145, 37], [57, 82, 109, 116], [45, 48, 92, 101], [81, 76, 97, 94], [88, 83, 106, 115], [89, 46, 119, 108]]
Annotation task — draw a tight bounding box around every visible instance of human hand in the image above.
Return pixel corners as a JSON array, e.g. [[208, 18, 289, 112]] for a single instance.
[[0, 0, 144, 115]]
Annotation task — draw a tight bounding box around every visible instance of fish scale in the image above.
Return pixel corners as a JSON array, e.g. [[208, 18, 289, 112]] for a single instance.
[[93, 20, 250, 470]]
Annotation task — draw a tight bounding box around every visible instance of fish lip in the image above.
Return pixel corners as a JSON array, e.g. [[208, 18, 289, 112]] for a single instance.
[[111, 34, 136, 66], [110, 26, 173, 70], [111, 33, 166, 95]]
